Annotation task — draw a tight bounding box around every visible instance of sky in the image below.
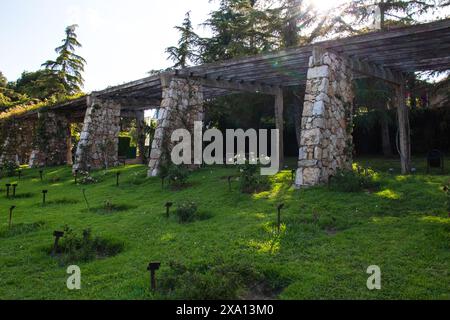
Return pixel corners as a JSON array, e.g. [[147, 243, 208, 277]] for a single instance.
[[0, 0, 218, 92]]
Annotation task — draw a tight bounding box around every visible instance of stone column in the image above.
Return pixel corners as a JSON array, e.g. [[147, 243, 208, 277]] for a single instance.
[[29, 111, 70, 167], [295, 48, 354, 187], [135, 110, 147, 164], [0, 118, 35, 166], [73, 96, 121, 171], [148, 76, 204, 177]]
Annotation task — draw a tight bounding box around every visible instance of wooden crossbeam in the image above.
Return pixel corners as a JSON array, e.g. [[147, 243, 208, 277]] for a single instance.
[[174, 72, 282, 96], [348, 55, 403, 85]]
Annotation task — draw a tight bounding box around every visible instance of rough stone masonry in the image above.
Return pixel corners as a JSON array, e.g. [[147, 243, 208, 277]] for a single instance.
[[295, 49, 354, 187], [73, 96, 121, 171], [29, 111, 70, 168], [148, 76, 204, 177]]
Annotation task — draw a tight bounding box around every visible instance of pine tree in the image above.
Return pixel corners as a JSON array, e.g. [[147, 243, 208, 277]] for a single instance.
[[166, 12, 201, 68], [42, 25, 86, 95]]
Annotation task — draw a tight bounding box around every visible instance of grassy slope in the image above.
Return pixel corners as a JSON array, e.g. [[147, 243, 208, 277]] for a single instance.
[[0, 157, 449, 300]]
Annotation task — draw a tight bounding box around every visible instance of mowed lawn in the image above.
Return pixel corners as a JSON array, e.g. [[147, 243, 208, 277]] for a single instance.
[[0, 157, 449, 300]]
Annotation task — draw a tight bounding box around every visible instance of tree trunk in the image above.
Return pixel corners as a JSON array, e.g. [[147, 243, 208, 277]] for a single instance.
[[380, 114, 392, 157]]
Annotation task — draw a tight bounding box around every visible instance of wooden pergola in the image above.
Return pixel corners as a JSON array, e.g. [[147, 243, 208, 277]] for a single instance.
[[13, 18, 450, 176]]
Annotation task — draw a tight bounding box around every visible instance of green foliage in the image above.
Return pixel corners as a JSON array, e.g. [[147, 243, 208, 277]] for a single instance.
[[174, 201, 198, 223], [0, 161, 450, 299], [166, 11, 201, 68], [42, 25, 86, 96], [329, 167, 381, 193], [55, 226, 124, 263], [238, 161, 270, 194], [3, 161, 19, 177], [161, 164, 190, 188], [78, 171, 98, 185], [158, 258, 262, 299]]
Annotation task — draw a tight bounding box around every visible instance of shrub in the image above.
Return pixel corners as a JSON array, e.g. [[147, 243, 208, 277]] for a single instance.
[[329, 167, 380, 192], [4, 161, 19, 177], [175, 201, 198, 223], [167, 165, 189, 187], [53, 226, 123, 263], [238, 162, 270, 194], [78, 171, 97, 184]]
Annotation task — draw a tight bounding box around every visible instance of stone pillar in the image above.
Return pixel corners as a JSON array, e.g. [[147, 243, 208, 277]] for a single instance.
[[135, 110, 147, 164], [295, 48, 354, 187], [29, 111, 70, 167], [148, 76, 204, 177], [0, 118, 35, 166], [73, 96, 121, 171]]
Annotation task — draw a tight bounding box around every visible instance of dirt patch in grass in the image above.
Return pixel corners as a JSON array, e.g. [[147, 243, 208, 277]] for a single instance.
[[82, 203, 137, 215], [49, 228, 124, 264], [11, 193, 35, 199], [242, 281, 284, 300], [46, 198, 80, 205], [0, 221, 46, 238]]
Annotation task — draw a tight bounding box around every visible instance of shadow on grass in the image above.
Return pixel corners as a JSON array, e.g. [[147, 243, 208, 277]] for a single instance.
[[0, 221, 46, 238], [81, 203, 138, 215]]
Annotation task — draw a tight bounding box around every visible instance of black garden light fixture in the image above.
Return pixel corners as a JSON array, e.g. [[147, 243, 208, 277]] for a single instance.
[[227, 176, 232, 191], [388, 168, 394, 175], [277, 203, 285, 233], [39, 170, 44, 181], [42, 190, 48, 205], [5, 183, 11, 198], [74, 169, 79, 184], [291, 169, 296, 181], [87, 165, 92, 173], [11, 183, 17, 197], [165, 202, 173, 218], [9, 206, 16, 229], [116, 172, 121, 187], [17, 169, 22, 180], [52, 231, 64, 256], [147, 262, 161, 291]]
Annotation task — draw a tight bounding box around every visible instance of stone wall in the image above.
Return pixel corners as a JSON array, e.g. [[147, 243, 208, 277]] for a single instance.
[[148, 76, 204, 177], [295, 50, 354, 187], [29, 111, 70, 167], [0, 118, 35, 166], [73, 96, 121, 171]]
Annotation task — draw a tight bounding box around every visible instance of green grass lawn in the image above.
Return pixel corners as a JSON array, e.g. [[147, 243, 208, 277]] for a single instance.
[[0, 157, 449, 300]]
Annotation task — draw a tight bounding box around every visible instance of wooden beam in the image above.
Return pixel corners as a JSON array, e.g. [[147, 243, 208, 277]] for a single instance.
[[274, 89, 284, 169], [176, 73, 282, 96], [347, 54, 403, 85]]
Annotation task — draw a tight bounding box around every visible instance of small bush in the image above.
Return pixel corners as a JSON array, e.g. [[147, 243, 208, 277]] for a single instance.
[[52, 226, 124, 263], [175, 201, 198, 223], [4, 161, 19, 177], [329, 167, 380, 192], [167, 165, 189, 187], [79, 171, 97, 185], [238, 162, 271, 194]]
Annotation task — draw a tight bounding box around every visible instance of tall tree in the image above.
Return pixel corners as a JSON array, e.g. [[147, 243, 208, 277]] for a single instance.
[[166, 12, 201, 68], [42, 24, 86, 96], [342, 0, 450, 31]]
